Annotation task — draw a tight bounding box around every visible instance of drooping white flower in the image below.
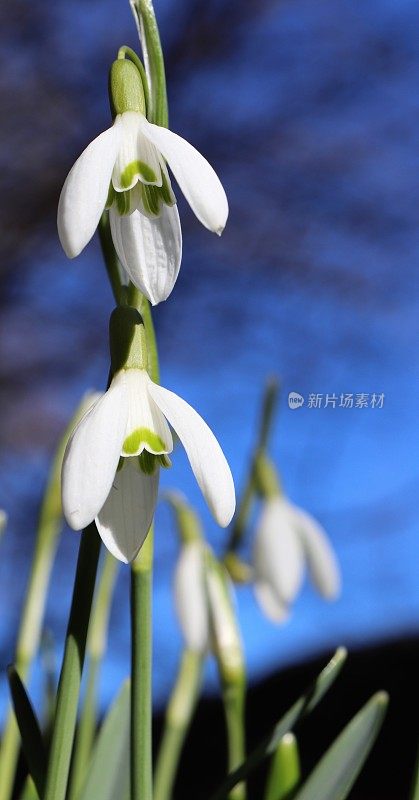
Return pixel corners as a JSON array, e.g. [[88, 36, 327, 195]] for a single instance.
[[174, 539, 243, 682], [62, 368, 235, 563], [174, 540, 210, 652], [252, 496, 341, 623], [57, 60, 228, 306]]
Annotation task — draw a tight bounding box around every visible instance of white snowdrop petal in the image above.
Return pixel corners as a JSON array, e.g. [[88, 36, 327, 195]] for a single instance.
[[96, 458, 159, 563], [253, 497, 304, 605], [58, 124, 120, 258], [290, 504, 341, 600], [174, 541, 209, 651], [62, 381, 128, 530], [139, 118, 229, 234], [253, 581, 290, 624], [148, 383, 235, 527], [109, 204, 182, 306]]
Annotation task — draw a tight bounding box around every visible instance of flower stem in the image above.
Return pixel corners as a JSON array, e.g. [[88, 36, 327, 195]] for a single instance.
[[130, 529, 154, 800], [44, 524, 101, 800], [98, 213, 125, 305], [0, 399, 89, 800], [130, 0, 168, 127], [223, 676, 247, 800], [154, 649, 204, 800], [68, 552, 119, 800], [225, 378, 279, 554]]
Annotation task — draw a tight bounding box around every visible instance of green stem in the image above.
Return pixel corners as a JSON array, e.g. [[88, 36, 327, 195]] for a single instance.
[[130, 530, 154, 800], [154, 650, 203, 800], [225, 379, 279, 554], [98, 214, 126, 305], [44, 525, 101, 800], [130, 0, 168, 127], [0, 399, 89, 800], [223, 678, 247, 800], [68, 553, 119, 800]]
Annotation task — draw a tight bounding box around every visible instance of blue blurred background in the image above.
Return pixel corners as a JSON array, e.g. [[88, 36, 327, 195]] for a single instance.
[[1, 0, 418, 723]]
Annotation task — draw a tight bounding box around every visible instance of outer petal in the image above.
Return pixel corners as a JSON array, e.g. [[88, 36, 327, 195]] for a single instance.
[[109, 204, 182, 306], [139, 118, 229, 235], [289, 503, 341, 600], [253, 497, 304, 605], [253, 581, 289, 624], [174, 541, 209, 652], [148, 383, 235, 527], [96, 458, 159, 563], [62, 382, 128, 530], [58, 124, 120, 258]]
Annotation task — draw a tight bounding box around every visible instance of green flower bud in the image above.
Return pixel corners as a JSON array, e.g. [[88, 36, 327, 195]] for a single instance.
[[109, 58, 146, 117], [109, 306, 148, 373]]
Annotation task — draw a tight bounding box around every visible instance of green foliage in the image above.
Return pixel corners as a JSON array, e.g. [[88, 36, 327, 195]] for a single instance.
[[78, 681, 130, 800], [294, 693, 388, 800]]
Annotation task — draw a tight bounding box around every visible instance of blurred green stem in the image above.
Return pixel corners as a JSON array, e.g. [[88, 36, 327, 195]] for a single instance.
[[154, 650, 204, 800], [226, 378, 279, 554], [0, 399, 89, 800], [44, 524, 101, 800], [223, 677, 247, 800], [68, 553, 119, 800]]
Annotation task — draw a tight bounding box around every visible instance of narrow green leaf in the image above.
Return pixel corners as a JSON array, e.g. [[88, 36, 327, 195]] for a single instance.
[[264, 733, 300, 800], [78, 680, 130, 800], [210, 648, 347, 800], [294, 692, 388, 800], [7, 666, 47, 798]]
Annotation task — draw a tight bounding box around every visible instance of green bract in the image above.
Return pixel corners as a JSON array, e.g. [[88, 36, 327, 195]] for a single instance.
[[109, 58, 146, 117]]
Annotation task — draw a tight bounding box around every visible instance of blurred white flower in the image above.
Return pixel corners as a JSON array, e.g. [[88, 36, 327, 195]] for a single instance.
[[174, 541, 243, 680], [252, 496, 341, 623], [57, 109, 228, 305], [62, 368, 235, 563]]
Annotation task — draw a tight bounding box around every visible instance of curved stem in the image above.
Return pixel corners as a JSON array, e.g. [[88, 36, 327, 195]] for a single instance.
[[98, 213, 126, 306], [154, 650, 204, 800], [225, 378, 279, 554], [44, 525, 101, 800], [68, 553, 119, 800]]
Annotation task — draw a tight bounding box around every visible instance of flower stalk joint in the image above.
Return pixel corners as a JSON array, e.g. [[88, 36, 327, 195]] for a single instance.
[[109, 306, 148, 375]]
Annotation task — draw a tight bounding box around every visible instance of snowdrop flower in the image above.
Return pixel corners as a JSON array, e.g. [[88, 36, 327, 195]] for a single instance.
[[61, 308, 235, 563], [174, 537, 243, 681], [253, 495, 341, 623], [58, 58, 228, 305]]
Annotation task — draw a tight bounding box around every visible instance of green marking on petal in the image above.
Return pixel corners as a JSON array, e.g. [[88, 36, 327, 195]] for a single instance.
[[106, 183, 115, 210], [114, 187, 137, 215], [138, 450, 158, 475], [120, 160, 157, 189], [141, 184, 161, 216], [123, 427, 166, 456], [157, 454, 172, 469], [159, 169, 176, 206]]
